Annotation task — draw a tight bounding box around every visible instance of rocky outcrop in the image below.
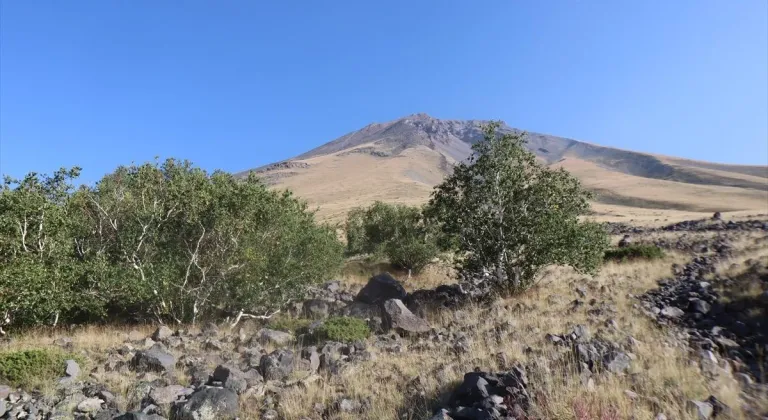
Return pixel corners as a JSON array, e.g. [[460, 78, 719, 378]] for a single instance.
[[435, 366, 530, 419]]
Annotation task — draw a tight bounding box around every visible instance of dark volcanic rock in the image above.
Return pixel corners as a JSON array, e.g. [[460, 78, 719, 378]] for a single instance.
[[131, 344, 175, 373], [355, 273, 407, 304], [173, 387, 238, 420]]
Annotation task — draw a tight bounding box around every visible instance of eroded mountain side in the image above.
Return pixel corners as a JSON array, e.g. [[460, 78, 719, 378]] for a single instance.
[[237, 114, 768, 217]]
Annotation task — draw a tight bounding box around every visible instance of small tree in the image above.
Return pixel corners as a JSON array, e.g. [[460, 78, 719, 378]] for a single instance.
[[426, 122, 608, 290], [344, 202, 439, 274]]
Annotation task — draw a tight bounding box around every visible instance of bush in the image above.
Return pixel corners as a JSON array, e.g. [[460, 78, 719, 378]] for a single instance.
[[345, 202, 440, 273], [0, 349, 75, 388], [313, 316, 370, 342], [426, 122, 609, 291], [604, 244, 664, 262], [0, 159, 345, 328]]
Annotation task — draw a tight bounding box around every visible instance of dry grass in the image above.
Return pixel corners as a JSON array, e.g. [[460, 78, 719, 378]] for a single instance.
[[273, 254, 754, 420], [4, 231, 766, 419]]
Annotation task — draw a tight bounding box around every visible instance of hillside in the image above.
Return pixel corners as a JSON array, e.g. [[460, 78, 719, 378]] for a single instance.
[[239, 113, 768, 221]]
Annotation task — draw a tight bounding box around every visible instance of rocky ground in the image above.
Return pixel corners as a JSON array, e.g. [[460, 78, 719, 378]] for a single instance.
[[1, 215, 767, 419]]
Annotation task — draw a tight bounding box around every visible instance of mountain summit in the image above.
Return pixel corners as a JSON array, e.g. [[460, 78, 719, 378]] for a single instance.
[[240, 114, 767, 221]]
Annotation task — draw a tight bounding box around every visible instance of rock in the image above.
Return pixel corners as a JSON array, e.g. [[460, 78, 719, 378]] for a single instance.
[[618, 235, 632, 248], [339, 302, 382, 319], [687, 399, 713, 419], [148, 385, 186, 407], [430, 408, 454, 420], [257, 328, 293, 346], [301, 347, 320, 373], [337, 398, 360, 413], [603, 351, 632, 374], [655, 414, 667, 420], [261, 409, 279, 419], [173, 388, 238, 420], [0, 400, 5, 418], [53, 337, 73, 349], [260, 350, 294, 381], [151, 326, 173, 341], [355, 273, 407, 304], [660, 306, 685, 318], [0, 384, 10, 400], [131, 344, 176, 373], [63, 359, 81, 378], [382, 299, 430, 333], [689, 299, 711, 314], [113, 413, 166, 420], [302, 299, 330, 319], [76, 397, 103, 413], [712, 212, 722, 220], [211, 365, 248, 394]]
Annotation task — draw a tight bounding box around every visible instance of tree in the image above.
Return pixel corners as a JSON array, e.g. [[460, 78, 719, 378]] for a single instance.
[[426, 122, 608, 291], [344, 202, 440, 274], [0, 168, 84, 329], [0, 159, 345, 329]]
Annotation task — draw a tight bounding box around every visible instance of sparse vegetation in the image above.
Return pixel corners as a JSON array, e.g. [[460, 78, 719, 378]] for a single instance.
[[426, 122, 610, 291], [268, 316, 312, 334], [312, 316, 370, 342], [604, 244, 665, 262]]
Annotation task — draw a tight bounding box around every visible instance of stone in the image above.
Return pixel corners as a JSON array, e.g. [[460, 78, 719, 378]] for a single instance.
[[211, 365, 248, 394], [131, 344, 175, 373], [260, 349, 294, 381], [301, 347, 320, 373], [689, 299, 711, 314], [603, 351, 631, 374], [0, 401, 5, 418], [382, 299, 430, 333], [76, 397, 103, 413], [355, 273, 407, 304], [257, 328, 293, 346], [0, 384, 10, 399], [339, 302, 382, 319], [337, 398, 360, 413], [151, 326, 173, 341], [113, 413, 166, 420], [65, 359, 80, 378], [302, 299, 330, 319], [173, 387, 238, 420], [148, 384, 186, 407], [618, 235, 632, 248], [261, 409, 279, 419], [687, 400, 713, 419], [660, 306, 685, 318]]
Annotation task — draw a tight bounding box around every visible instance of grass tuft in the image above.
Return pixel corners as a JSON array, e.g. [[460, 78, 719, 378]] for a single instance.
[[0, 348, 78, 389]]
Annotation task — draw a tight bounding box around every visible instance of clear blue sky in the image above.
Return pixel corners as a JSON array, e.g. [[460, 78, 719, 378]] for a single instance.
[[1, 1, 767, 183]]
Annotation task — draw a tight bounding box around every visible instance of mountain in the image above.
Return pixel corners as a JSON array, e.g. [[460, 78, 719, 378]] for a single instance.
[[239, 113, 768, 221]]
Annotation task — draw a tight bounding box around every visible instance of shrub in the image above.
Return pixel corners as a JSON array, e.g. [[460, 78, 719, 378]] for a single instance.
[[426, 122, 610, 291], [0, 349, 75, 388], [313, 316, 370, 342], [604, 244, 665, 262], [345, 202, 440, 273], [0, 159, 345, 328]]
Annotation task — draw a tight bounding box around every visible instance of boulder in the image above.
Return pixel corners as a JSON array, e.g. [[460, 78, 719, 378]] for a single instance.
[[660, 306, 685, 318], [382, 299, 430, 333], [147, 384, 186, 408], [211, 365, 248, 394], [302, 299, 330, 319], [256, 329, 293, 346], [65, 359, 81, 378], [602, 351, 631, 374], [151, 326, 173, 341], [687, 399, 713, 419], [259, 349, 294, 381], [131, 344, 175, 373], [173, 388, 238, 420], [355, 273, 407, 304], [76, 397, 103, 413], [689, 299, 711, 314], [339, 302, 382, 319]]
